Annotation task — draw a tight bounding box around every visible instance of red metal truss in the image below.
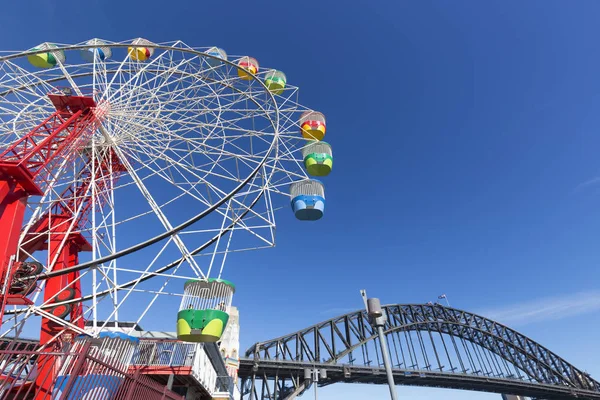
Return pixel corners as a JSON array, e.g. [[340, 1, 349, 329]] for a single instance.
[[0, 98, 99, 196], [0, 90, 130, 399], [18, 149, 124, 310], [21, 148, 125, 319], [20, 148, 126, 259], [0, 91, 117, 400], [32, 148, 125, 399], [0, 92, 103, 326], [50, 147, 126, 230]]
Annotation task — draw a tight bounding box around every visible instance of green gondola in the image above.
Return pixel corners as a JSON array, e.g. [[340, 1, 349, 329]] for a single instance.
[[177, 278, 235, 343]]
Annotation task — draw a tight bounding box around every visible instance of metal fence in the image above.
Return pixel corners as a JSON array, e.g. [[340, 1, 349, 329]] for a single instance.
[[131, 339, 238, 399], [0, 341, 185, 400], [132, 340, 195, 367]]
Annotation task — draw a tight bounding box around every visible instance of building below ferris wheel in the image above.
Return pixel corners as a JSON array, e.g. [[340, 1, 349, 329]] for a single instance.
[[0, 307, 242, 399]]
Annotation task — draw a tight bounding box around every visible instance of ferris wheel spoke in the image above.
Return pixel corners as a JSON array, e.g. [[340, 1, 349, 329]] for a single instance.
[[4, 175, 269, 320], [118, 141, 271, 240], [112, 145, 207, 278], [107, 72, 225, 117], [128, 73, 275, 128], [101, 46, 137, 100], [109, 120, 249, 183], [132, 55, 206, 102], [106, 46, 192, 106], [119, 148, 228, 219], [206, 201, 233, 277], [108, 108, 271, 145], [120, 128, 265, 182], [93, 53, 111, 102], [111, 69, 274, 117], [108, 87, 257, 139], [133, 256, 187, 330], [125, 144, 249, 206], [1, 61, 55, 100], [93, 235, 181, 331], [86, 183, 268, 303], [56, 60, 84, 96], [110, 265, 197, 281], [212, 194, 275, 256]]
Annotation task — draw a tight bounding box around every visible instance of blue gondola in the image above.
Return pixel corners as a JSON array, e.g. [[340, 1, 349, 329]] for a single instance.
[[290, 179, 325, 221]]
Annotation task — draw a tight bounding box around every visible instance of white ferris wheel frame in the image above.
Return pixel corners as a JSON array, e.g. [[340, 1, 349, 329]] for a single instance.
[[0, 40, 319, 338]]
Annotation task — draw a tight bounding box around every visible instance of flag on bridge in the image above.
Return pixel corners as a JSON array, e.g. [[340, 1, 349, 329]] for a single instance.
[[438, 294, 447, 299]]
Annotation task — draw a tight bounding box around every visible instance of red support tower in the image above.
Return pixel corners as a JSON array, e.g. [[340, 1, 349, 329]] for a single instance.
[[28, 149, 124, 400], [22, 148, 125, 324], [0, 91, 105, 398], [0, 93, 102, 310]]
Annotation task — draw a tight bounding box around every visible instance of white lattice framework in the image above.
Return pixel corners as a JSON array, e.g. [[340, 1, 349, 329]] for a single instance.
[[0, 39, 322, 339]]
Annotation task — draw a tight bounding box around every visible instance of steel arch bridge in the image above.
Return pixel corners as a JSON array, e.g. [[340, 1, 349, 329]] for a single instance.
[[239, 304, 600, 399]]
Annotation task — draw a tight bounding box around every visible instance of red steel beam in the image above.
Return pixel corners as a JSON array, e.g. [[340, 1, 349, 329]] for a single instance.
[[0, 94, 100, 282], [0, 94, 103, 399], [32, 150, 124, 400]]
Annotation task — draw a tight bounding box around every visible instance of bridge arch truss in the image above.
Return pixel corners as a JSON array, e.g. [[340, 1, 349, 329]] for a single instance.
[[239, 304, 600, 399]]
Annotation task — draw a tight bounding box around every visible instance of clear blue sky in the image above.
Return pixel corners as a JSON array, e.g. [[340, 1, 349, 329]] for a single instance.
[[3, 1, 600, 399]]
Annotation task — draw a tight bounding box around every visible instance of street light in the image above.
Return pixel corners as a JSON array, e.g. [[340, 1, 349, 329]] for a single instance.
[[361, 290, 399, 400], [304, 367, 327, 400]]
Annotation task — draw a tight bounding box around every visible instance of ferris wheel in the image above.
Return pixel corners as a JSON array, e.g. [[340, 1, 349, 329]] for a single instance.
[[0, 39, 333, 346]]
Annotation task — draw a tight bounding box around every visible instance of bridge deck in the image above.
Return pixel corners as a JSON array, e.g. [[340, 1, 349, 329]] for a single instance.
[[239, 358, 600, 400]]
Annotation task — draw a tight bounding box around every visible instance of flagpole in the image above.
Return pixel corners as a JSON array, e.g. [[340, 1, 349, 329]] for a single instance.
[[438, 294, 451, 307]]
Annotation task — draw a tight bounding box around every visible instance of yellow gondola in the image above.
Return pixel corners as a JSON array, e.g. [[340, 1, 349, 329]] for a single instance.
[[128, 38, 155, 61]]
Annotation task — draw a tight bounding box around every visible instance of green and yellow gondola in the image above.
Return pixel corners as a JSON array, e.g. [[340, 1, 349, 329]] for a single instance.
[[264, 70, 287, 95], [302, 141, 333, 176], [27, 43, 65, 69], [177, 278, 235, 343]]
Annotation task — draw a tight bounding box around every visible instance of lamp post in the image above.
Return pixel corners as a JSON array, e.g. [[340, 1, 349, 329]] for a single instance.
[[304, 367, 327, 400], [361, 290, 399, 400]]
